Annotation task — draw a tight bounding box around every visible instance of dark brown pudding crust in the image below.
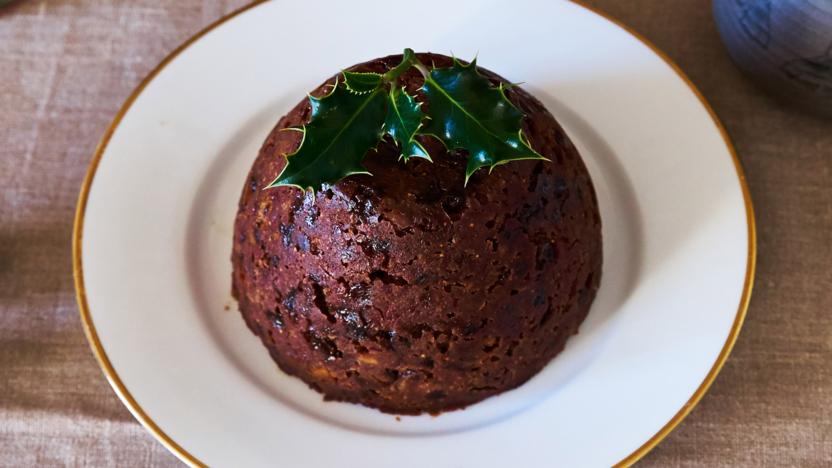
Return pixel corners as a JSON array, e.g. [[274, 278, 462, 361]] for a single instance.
[[231, 53, 602, 415]]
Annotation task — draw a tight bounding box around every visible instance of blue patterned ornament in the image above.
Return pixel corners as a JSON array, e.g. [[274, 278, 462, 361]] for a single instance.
[[714, 0, 832, 117]]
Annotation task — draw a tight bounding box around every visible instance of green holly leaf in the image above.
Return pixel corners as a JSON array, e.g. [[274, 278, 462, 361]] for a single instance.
[[267, 49, 548, 192], [267, 79, 387, 191], [385, 86, 430, 162], [417, 58, 546, 183], [343, 71, 383, 94]]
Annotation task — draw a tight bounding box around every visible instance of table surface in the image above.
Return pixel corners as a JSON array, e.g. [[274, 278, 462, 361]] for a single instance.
[[1, 1, 830, 466]]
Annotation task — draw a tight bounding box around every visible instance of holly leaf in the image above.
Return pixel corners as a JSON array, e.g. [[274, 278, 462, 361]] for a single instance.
[[384, 86, 430, 162], [267, 49, 548, 192], [343, 71, 382, 94], [417, 58, 546, 183], [267, 79, 387, 191]]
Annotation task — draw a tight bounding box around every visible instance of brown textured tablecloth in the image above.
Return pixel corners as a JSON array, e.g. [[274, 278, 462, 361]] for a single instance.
[[1, 1, 830, 466]]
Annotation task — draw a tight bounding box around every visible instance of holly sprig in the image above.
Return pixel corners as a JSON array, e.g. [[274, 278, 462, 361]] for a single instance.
[[268, 49, 546, 191]]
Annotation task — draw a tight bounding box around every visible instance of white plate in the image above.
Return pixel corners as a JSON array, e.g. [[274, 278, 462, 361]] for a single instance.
[[74, 1, 755, 466]]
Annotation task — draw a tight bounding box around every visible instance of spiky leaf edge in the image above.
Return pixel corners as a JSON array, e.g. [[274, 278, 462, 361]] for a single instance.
[[414, 57, 547, 185], [265, 76, 381, 194], [386, 86, 431, 162], [343, 71, 383, 94]]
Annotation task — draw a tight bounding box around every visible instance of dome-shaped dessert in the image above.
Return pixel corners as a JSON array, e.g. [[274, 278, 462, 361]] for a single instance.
[[232, 53, 602, 414]]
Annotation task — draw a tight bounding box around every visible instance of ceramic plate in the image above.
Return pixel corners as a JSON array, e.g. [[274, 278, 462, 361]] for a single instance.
[[74, 0, 755, 466]]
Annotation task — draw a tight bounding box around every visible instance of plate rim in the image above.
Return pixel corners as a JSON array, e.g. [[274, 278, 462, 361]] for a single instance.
[[72, 1, 757, 466]]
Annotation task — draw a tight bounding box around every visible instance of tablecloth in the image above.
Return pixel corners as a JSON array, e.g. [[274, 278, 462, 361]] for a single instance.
[[1, 0, 830, 466]]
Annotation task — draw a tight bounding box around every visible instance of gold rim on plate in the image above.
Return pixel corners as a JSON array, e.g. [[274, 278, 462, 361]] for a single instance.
[[72, 1, 757, 466]]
